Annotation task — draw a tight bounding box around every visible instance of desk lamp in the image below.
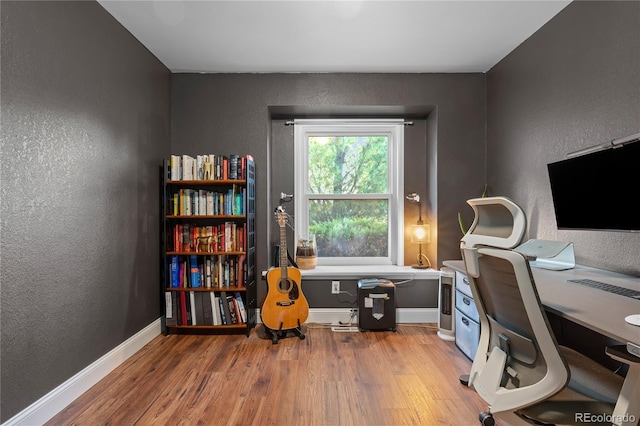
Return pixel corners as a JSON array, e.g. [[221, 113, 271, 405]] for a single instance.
[[406, 193, 432, 269]]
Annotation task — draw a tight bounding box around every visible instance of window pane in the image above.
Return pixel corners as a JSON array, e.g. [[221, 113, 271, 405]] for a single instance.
[[309, 199, 388, 257], [307, 136, 388, 194]]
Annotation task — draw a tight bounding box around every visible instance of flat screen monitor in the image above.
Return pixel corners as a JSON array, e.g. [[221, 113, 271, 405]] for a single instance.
[[547, 141, 640, 232]]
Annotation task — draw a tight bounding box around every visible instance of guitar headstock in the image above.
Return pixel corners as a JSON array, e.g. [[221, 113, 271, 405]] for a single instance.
[[274, 206, 288, 228]]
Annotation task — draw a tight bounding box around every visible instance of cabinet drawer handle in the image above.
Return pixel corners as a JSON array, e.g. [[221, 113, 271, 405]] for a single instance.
[[463, 297, 471, 305], [462, 317, 469, 326], [463, 277, 469, 285]]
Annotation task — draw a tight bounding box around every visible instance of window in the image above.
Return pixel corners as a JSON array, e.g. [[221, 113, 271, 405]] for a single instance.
[[294, 119, 404, 265]]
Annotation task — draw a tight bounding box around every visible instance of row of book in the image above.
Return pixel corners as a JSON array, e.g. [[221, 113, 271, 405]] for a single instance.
[[165, 290, 247, 326], [171, 223, 245, 253], [169, 254, 246, 289], [169, 154, 253, 181], [169, 185, 245, 216]]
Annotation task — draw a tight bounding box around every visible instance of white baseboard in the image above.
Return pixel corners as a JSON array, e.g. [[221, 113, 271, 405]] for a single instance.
[[258, 307, 438, 325], [397, 307, 438, 323], [4, 319, 162, 426]]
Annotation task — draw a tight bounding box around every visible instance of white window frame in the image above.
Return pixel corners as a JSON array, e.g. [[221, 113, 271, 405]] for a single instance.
[[294, 119, 404, 266]]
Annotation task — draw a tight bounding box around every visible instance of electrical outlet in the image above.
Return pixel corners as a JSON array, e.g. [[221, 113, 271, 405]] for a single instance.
[[331, 281, 340, 294]]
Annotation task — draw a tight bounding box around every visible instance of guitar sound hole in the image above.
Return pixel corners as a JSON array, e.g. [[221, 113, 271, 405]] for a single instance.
[[279, 278, 292, 293]]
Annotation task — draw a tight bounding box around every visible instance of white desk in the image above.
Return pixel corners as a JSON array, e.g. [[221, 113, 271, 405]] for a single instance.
[[443, 260, 640, 346], [443, 260, 640, 426]]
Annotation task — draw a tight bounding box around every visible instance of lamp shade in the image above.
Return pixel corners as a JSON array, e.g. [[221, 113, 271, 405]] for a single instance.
[[411, 223, 430, 244]]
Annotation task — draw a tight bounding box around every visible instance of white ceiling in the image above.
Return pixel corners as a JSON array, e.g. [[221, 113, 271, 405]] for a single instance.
[[97, 0, 571, 73]]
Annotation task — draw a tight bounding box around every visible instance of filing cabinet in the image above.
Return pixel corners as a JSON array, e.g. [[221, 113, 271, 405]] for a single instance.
[[454, 271, 480, 360]]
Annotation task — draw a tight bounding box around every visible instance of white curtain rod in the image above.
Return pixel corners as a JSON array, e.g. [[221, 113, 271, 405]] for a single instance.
[[566, 131, 640, 158], [284, 120, 414, 126]]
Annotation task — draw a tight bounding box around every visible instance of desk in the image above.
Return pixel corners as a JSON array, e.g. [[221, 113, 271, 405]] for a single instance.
[[443, 260, 640, 346], [443, 260, 640, 426]]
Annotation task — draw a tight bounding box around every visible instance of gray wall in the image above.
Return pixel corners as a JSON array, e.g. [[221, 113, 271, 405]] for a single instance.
[[0, 1, 171, 421], [3, 0, 637, 422], [171, 73, 487, 305], [486, 0, 640, 276]]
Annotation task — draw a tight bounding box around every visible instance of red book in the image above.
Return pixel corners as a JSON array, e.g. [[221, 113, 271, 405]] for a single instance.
[[173, 224, 181, 251], [179, 292, 188, 326], [236, 254, 246, 287], [237, 225, 244, 252]]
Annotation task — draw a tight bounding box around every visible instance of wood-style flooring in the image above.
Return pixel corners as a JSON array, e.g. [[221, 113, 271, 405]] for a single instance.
[[47, 324, 494, 426]]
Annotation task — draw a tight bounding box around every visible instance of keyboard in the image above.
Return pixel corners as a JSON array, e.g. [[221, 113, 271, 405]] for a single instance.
[[568, 278, 640, 300]]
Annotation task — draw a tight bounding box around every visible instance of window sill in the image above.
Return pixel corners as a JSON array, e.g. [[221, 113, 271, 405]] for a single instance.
[[262, 265, 440, 280]]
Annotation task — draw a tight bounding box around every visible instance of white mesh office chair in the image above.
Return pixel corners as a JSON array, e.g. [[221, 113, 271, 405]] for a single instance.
[[460, 197, 631, 426]]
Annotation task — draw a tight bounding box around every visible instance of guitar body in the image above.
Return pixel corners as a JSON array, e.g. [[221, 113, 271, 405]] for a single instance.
[[262, 266, 309, 331], [261, 206, 309, 335]]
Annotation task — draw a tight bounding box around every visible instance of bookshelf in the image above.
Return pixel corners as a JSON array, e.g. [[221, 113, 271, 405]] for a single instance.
[[160, 155, 256, 336]]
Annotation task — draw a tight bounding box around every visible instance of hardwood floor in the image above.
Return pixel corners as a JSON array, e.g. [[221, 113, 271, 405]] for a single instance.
[[47, 324, 493, 426]]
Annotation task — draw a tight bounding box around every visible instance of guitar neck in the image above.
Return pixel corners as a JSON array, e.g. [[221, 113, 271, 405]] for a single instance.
[[279, 225, 288, 279]]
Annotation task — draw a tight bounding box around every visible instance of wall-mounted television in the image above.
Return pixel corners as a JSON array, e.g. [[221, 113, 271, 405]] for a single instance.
[[547, 141, 640, 232]]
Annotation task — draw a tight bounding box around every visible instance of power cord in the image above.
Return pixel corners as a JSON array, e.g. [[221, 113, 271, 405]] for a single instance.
[[338, 308, 358, 327]]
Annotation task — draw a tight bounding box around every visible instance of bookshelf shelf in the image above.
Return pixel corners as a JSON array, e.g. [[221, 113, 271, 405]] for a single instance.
[[160, 155, 256, 336], [165, 287, 247, 293], [169, 324, 247, 329], [167, 179, 247, 185], [167, 215, 247, 220], [166, 251, 247, 256]]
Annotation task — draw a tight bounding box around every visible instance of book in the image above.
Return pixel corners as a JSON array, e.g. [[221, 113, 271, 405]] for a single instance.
[[189, 292, 197, 325], [170, 255, 180, 287], [170, 155, 181, 181], [227, 294, 240, 324], [190, 255, 201, 287], [182, 155, 195, 180], [212, 294, 222, 325], [205, 257, 212, 288], [165, 292, 178, 326], [196, 155, 204, 180], [234, 292, 247, 323], [229, 154, 240, 180], [171, 193, 179, 216], [179, 292, 188, 326], [236, 254, 246, 287], [226, 294, 239, 324], [206, 191, 214, 215], [202, 292, 213, 325], [192, 291, 206, 325], [179, 260, 185, 288], [218, 293, 228, 325]]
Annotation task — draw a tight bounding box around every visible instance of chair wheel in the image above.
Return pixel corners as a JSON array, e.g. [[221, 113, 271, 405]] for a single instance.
[[459, 374, 470, 386], [479, 412, 494, 426]]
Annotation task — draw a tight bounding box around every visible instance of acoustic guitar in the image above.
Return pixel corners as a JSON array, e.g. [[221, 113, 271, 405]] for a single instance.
[[262, 207, 309, 332]]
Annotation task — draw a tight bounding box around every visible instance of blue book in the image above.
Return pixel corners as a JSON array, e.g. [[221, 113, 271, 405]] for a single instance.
[[170, 255, 180, 288], [190, 255, 202, 287], [235, 194, 242, 216]]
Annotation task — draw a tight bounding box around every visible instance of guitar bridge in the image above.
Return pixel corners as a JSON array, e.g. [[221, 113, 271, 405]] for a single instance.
[[276, 301, 296, 306]]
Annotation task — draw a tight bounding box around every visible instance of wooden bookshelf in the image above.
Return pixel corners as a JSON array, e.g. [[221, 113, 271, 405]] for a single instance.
[[160, 155, 256, 336]]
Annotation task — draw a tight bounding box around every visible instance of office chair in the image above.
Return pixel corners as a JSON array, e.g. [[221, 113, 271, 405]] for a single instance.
[[460, 197, 629, 426]]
